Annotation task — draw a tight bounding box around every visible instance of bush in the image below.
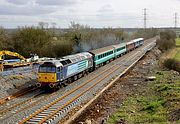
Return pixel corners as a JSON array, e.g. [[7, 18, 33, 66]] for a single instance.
[[132, 28, 159, 39], [0, 27, 13, 50], [11, 27, 51, 57], [163, 59, 180, 72], [157, 30, 176, 52]]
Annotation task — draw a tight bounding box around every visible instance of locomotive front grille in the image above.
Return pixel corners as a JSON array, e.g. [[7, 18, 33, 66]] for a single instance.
[[38, 73, 56, 83]]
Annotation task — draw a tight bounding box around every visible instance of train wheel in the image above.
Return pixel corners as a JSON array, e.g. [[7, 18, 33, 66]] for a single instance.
[[78, 73, 82, 79], [82, 71, 85, 77], [67, 78, 72, 84], [74, 75, 78, 81]]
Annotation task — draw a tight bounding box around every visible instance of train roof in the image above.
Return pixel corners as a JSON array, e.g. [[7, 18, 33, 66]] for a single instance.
[[126, 38, 144, 45], [132, 38, 144, 42], [112, 43, 126, 49], [61, 52, 92, 63], [89, 45, 114, 55], [41, 59, 63, 67], [126, 40, 134, 45], [40, 52, 92, 67]]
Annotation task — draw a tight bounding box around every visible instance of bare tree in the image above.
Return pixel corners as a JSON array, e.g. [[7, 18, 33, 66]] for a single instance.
[[44, 22, 49, 29], [38, 22, 45, 29], [51, 22, 57, 29]]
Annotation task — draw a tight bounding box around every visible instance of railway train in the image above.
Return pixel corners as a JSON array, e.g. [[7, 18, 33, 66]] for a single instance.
[[37, 38, 144, 88]]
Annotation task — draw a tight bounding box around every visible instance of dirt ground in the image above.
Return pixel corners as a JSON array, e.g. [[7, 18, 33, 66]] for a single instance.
[[0, 70, 37, 99], [72, 47, 162, 124]]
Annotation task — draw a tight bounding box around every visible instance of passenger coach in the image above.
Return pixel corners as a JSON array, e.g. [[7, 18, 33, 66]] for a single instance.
[[89, 46, 115, 68]]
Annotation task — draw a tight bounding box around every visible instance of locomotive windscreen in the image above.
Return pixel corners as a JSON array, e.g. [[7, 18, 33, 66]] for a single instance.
[[39, 66, 56, 73], [39, 62, 56, 73]]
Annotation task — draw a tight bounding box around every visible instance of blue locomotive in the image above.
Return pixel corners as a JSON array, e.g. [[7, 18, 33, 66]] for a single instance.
[[37, 38, 144, 88]]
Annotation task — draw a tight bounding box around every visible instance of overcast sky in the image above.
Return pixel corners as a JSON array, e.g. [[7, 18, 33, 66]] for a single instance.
[[0, 0, 179, 28]]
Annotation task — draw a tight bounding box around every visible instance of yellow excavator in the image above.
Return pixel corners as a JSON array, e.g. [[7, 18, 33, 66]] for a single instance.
[[0, 50, 26, 61], [0, 50, 27, 71]]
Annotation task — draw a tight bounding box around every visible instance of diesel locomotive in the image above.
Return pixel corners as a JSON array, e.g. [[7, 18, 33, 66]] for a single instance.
[[37, 38, 144, 88]]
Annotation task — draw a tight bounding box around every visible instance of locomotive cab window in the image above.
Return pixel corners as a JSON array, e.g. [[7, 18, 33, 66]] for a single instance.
[[39, 66, 56, 73]]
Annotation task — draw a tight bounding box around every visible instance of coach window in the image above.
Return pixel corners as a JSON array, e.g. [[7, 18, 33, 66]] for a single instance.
[[57, 67, 61, 72], [98, 56, 100, 59]]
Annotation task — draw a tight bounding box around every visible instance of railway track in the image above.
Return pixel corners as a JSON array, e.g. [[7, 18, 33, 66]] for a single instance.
[[17, 50, 142, 124], [0, 39, 156, 124], [0, 86, 38, 105], [0, 50, 136, 122], [0, 90, 43, 117], [0, 49, 138, 121]]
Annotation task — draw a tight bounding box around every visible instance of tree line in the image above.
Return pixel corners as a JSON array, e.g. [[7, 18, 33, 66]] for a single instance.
[[0, 23, 158, 58]]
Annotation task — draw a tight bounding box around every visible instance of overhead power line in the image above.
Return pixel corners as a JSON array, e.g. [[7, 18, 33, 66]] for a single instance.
[[174, 12, 177, 28], [143, 8, 147, 29]]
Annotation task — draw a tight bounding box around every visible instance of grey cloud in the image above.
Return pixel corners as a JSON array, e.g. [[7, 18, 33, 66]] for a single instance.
[[36, 0, 77, 6], [6, 0, 29, 5], [98, 4, 114, 14], [0, 4, 57, 15]]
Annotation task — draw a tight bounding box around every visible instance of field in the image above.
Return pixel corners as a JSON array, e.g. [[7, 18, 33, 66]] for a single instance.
[[174, 48, 180, 61], [175, 38, 180, 61], [106, 71, 180, 124], [176, 38, 180, 46]]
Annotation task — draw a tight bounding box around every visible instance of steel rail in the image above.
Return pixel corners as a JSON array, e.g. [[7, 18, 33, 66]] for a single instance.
[[18, 51, 141, 124], [13, 47, 139, 117], [0, 86, 38, 105], [0, 90, 42, 115]]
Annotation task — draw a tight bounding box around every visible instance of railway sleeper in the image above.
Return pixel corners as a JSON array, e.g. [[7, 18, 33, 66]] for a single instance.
[[38, 113, 49, 116], [44, 108, 57, 111], [49, 107, 61, 110], [34, 115, 46, 118], [41, 111, 53, 114], [29, 118, 43, 122], [46, 119, 54, 123], [42, 110, 54, 113], [44, 121, 51, 124], [25, 121, 38, 124]]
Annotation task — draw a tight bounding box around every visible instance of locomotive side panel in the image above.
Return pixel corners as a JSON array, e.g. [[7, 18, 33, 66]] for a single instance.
[[62, 59, 92, 80]]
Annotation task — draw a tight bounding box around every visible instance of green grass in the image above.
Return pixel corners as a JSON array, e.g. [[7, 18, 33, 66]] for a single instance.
[[105, 71, 180, 124], [174, 48, 180, 61], [174, 39, 180, 61], [176, 38, 180, 46]]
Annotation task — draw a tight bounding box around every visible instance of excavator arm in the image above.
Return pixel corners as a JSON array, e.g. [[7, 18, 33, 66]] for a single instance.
[[0, 50, 26, 61]]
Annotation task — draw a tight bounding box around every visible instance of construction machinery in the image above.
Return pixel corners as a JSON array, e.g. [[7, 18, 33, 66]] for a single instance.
[[0, 50, 28, 71], [0, 50, 26, 61]]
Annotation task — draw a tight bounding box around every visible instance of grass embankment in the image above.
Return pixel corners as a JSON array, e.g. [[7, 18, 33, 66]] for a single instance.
[[106, 71, 180, 124], [163, 38, 180, 61], [176, 38, 180, 46], [175, 38, 180, 61]]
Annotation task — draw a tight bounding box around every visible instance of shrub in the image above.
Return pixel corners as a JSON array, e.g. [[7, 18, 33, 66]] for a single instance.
[[11, 27, 51, 57], [157, 30, 176, 52], [163, 59, 180, 72]]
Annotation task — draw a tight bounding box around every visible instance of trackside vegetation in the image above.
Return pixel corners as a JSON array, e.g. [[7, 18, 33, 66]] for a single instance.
[[175, 38, 180, 61], [0, 23, 158, 58], [106, 71, 180, 124], [156, 30, 180, 72], [106, 30, 180, 124]]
